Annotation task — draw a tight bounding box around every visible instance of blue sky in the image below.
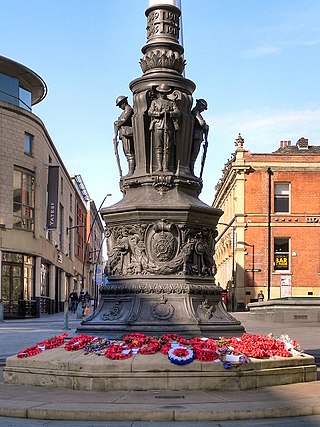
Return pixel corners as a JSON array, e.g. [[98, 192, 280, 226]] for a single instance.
[[2, 0, 320, 208]]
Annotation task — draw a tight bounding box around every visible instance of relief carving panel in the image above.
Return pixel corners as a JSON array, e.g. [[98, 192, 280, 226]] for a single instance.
[[106, 220, 216, 278]]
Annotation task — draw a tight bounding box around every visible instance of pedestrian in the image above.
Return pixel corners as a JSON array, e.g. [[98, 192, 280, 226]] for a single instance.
[[84, 291, 91, 307], [82, 291, 91, 316], [68, 289, 78, 313], [257, 290, 265, 302], [79, 291, 85, 303]]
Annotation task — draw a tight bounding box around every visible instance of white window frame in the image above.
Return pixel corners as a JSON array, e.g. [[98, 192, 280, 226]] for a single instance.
[[274, 182, 290, 214]]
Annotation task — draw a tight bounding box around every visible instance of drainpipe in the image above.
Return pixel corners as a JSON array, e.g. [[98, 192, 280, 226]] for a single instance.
[[267, 167, 273, 300]]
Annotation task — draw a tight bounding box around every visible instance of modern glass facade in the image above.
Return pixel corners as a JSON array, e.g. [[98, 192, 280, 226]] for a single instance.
[[0, 72, 32, 110]]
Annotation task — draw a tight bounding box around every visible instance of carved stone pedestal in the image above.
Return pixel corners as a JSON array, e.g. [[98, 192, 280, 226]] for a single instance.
[[78, 192, 244, 338]]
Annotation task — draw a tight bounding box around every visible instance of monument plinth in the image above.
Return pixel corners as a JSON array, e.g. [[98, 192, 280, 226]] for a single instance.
[[78, 1, 244, 338]]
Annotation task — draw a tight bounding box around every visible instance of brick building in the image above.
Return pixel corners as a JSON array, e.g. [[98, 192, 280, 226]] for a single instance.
[[72, 174, 105, 304], [213, 134, 320, 311], [0, 55, 104, 318]]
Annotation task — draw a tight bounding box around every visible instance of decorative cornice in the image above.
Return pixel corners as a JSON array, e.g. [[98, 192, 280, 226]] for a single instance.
[[100, 282, 221, 296]]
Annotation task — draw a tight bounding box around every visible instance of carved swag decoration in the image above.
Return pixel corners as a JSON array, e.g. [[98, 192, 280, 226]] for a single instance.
[[107, 219, 216, 277]]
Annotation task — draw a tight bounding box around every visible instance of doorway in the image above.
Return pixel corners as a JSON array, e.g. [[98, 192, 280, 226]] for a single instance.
[[1, 252, 35, 318]]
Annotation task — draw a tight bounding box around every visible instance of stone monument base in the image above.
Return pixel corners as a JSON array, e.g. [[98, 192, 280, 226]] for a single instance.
[[77, 280, 245, 339], [3, 348, 316, 392]]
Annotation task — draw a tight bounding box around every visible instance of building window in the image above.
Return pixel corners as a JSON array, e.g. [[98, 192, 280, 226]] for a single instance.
[[0, 72, 19, 105], [60, 176, 64, 196], [24, 133, 33, 156], [13, 168, 35, 231], [274, 183, 290, 213], [19, 87, 32, 110], [40, 263, 49, 297], [23, 256, 34, 300], [47, 229, 52, 242], [1, 252, 34, 304], [75, 202, 85, 260], [274, 238, 290, 271]]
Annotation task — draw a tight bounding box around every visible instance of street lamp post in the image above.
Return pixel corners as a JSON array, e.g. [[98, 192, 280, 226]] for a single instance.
[[65, 194, 111, 320], [64, 223, 87, 328], [238, 241, 256, 304], [81, 193, 111, 295], [65, 223, 86, 321], [216, 221, 236, 311]]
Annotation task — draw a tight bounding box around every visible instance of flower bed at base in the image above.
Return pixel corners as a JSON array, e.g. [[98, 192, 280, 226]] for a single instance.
[[16, 332, 304, 369]]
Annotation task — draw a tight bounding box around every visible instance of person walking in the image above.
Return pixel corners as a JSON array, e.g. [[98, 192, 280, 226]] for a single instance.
[[68, 290, 78, 314], [257, 290, 265, 302]]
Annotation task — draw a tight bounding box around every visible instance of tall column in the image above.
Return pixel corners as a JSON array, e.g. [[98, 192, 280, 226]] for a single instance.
[[78, 2, 244, 338]]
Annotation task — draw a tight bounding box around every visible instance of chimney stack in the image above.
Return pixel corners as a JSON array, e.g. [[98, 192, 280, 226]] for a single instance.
[[279, 140, 291, 148]]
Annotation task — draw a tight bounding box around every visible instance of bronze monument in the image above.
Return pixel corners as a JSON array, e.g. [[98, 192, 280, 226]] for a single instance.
[[78, 1, 244, 338]]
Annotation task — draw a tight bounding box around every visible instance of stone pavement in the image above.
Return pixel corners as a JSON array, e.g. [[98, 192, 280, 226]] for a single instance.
[[0, 311, 319, 422]]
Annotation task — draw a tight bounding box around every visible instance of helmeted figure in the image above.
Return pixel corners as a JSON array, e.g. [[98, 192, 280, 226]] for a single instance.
[[148, 84, 180, 172], [113, 96, 135, 176], [190, 98, 209, 174]]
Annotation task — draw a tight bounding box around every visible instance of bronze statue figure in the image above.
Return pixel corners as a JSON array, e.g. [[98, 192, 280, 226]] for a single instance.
[[148, 84, 180, 172], [190, 98, 209, 176], [113, 96, 135, 177]]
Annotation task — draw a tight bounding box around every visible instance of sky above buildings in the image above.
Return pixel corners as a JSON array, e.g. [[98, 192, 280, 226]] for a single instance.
[[2, 0, 320, 208]]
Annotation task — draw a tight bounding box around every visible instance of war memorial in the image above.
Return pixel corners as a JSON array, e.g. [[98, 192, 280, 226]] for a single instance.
[[3, 0, 317, 393], [76, 0, 244, 340]]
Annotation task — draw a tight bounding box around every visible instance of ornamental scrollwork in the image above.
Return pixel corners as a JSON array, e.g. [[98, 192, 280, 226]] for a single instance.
[[197, 298, 215, 320], [106, 221, 216, 278], [100, 282, 221, 296], [107, 224, 147, 276]]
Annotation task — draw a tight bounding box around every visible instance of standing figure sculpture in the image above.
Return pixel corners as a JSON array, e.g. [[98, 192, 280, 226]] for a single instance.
[[190, 98, 209, 177], [148, 84, 180, 172], [113, 96, 135, 177]]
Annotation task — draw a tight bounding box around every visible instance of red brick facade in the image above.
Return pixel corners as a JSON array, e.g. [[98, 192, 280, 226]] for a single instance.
[[214, 137, 320, 309]]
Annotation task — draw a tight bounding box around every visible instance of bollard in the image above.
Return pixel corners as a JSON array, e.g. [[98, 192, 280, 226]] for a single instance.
[[63, 300, 70, 330], [0, 300, 4, 322], [76, 302, 83, 319]]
